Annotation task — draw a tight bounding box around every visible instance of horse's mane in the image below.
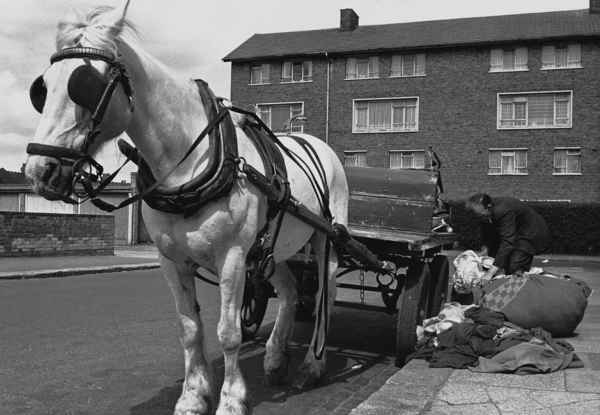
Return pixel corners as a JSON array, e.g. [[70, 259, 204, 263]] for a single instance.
[[56, 6, 137, 54]]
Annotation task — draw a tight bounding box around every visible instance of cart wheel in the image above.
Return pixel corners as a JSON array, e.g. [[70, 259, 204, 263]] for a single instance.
[[241, 278, 270, 342], [428, 255, 450, 317], [395, 259, 432, 367]]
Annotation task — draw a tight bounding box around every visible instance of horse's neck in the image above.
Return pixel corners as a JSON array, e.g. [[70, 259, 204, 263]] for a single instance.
[[119, 41, 210, 187]]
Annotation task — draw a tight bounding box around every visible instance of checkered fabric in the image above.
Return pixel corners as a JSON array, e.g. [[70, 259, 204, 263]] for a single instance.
[[481, 276, 529, 311]]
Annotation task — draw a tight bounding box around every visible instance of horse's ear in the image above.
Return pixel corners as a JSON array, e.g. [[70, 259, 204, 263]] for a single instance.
[[98, 0, 131, 36]]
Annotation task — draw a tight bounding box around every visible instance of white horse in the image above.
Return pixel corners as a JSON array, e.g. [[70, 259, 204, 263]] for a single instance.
[[24, 2, 348, 415]]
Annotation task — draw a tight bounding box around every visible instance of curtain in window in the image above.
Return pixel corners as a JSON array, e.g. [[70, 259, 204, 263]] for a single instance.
[[344, 153, 366, 167], [554, 149, 567, 173], [567, 44, 582, 67], [567, 151, 581, 173], [257, 106, 270, 125], [292, 62, 303, 81], [490, 49, 503, 71], [405, 105, 416, 128], [555, 98, 569, 125], [281, 62, 292, 82], [368, 57, 379, 77], [402, 55, 415, 76], [355, 103, 368, 130], [415, 53, 426, 75], [489, 151, 501, 174], [501, 152, 515, 174], [515, 151, 527, 173], [261, 64, 270, 83], [528, 95, 554, 126], [303, 61, 313, 80], [413, 151, 425, 168], [346, 58, 356, 78], [391, 55, 402, 76], [389, 152, 401, 169], [515, 47, 528, 70], [502, 50, 515, 70], [541, 46, 555, 69], [555, 47, 568, 68], [369, 101, 390, 130], [250, 65, 262, 84]]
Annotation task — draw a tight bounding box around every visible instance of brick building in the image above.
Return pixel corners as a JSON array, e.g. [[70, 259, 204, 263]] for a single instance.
[[224, 3, 600, 203]]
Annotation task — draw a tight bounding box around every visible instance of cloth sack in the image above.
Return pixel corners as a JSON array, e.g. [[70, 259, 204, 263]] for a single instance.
[[479, 274, 591, 337]]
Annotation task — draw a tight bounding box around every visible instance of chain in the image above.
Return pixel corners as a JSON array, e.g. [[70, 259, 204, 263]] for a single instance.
[[359, 269, 365, 305]]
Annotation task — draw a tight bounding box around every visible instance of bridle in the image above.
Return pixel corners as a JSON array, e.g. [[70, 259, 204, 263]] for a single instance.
[[27, 46, 134, 204]]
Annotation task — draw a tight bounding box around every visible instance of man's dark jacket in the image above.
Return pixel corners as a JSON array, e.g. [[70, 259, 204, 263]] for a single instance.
[[481, 197, 550, 270]]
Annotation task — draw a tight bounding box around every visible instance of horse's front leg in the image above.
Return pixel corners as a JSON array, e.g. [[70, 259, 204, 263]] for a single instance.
[[293, 232, 338, 390], [216, 246, 250, 415], [161, 255, 213, 415]]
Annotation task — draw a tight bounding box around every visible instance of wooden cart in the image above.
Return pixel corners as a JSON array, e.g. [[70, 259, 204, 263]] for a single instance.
[[241, 164, 456, 367]]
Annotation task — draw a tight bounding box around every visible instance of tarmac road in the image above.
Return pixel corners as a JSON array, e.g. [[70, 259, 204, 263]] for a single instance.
[[0, 268, 398, 415]]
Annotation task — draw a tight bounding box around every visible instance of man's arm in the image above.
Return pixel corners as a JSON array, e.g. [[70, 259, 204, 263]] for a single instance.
[[493, 210, 517, 270]]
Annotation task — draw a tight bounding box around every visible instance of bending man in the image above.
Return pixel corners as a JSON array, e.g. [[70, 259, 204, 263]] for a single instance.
[[465, 193, 550, 275]]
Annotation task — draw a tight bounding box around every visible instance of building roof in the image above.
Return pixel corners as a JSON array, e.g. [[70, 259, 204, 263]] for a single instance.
[[223, 9, 600, 62]]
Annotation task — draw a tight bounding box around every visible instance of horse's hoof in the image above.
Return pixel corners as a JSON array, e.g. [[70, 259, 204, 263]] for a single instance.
[[174, 395, 212, 415], [291, 364, 323, 390], [264, 364, 288, 386], [264, 352, 290, 386], [216, 397, 251, 415]]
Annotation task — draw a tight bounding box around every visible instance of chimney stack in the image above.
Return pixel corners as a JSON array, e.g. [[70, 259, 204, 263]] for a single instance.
[[340, 9, 359, 31], [591, 0, 600, 13]]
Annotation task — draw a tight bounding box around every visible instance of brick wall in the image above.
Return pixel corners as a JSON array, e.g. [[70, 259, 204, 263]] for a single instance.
[[0, 212, 114, 256], [230, 40, 600, 203]]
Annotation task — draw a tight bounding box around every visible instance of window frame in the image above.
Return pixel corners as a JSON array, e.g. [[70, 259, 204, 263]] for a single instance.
[[497, 90, 573, 130], [255, 101, 305, 133], [343, 150, 368, 167], [388, 150, 426, 169], [352, 96, 419, 133], [488, 148, 529, 176], [489, 47, 529, 73], [553, 147, 582, 176], [541, 43, 583, 71], [345, 56, 380, 80], [281, 60, 313, 83], [389, 53, 426, 78], [249, 63, 271, 85]]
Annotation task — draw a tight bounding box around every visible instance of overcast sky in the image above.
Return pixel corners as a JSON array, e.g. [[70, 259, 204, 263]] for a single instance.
[[0, 0, 589, 177]]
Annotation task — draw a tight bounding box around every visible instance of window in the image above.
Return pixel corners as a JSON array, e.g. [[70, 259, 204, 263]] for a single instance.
[[353, 98, 418, 132], [497, 91, 572, 129], [281, 61, 312, 82], [344, 151, 367, 167], [490, 47, 528, 72], [542, 44, 582, 69], [390, 54, 426, 77], [250, 63, 271, 85], [389, 151, 425, 169], [256, 102, 303, 132], [488, 149, 528, 175], [554, 148, 581, 175], [346, 57, 380, 79]]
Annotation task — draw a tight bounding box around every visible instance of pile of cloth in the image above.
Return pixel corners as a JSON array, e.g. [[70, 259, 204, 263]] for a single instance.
[[451, 250, 591, 337], [411, 302, 583, 374]]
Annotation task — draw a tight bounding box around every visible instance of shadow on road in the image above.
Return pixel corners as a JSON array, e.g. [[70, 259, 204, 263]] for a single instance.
[[130, 306, 397, 414]]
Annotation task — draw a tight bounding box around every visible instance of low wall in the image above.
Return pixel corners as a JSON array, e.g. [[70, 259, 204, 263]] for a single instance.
[[0, 211, 114, 256]]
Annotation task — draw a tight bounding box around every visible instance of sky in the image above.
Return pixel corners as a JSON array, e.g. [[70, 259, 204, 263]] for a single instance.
[[0, 0, 590, 178]]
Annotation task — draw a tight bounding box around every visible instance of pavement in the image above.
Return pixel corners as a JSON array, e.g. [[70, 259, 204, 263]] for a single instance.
[[1, 247, 600, 414]]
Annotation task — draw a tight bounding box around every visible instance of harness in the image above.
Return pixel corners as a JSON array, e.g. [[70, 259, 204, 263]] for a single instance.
[[26, 46, 334, 359]]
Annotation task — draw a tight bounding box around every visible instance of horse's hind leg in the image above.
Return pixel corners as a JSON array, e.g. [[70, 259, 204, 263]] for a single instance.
[[216, 246, 250, 415], [293, 232, 338, 390], [264, 262, 297, 385], [160, 255, 213, 415]]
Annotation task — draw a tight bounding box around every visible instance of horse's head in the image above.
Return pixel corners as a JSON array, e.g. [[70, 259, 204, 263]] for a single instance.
[[25, 1, 134, 201]]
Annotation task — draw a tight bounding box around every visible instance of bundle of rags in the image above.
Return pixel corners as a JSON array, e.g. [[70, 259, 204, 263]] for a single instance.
[[452, 250, 591, 337], [410, 302, 583, 374]]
